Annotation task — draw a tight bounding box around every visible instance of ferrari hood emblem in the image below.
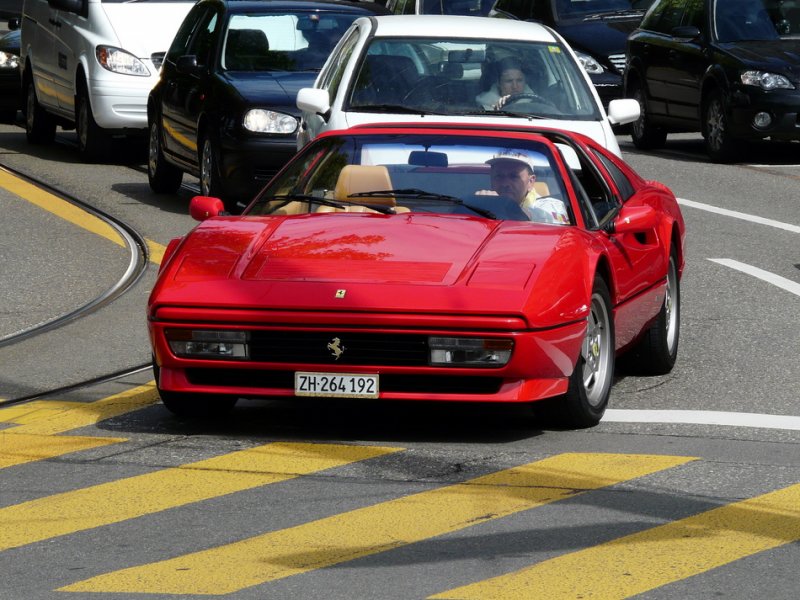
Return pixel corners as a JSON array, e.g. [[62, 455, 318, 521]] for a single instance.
[[327, 337, 345, 360], [335, 289, 346, 298]]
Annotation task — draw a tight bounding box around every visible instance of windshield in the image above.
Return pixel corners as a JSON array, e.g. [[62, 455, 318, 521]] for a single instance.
[[714, 0, 795, 41], [346, 38, 601, 120], [420, 0, 493, 16], [222, 12, 359, 72], [249, 133, 574, 225], [553, 0, 653, 20]]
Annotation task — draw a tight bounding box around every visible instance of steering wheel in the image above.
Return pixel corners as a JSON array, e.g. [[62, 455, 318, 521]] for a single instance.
[[500, 92, 557, 111]]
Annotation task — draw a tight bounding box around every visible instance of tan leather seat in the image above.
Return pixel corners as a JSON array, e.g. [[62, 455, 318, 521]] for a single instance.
[[318, 165, 396, 212]]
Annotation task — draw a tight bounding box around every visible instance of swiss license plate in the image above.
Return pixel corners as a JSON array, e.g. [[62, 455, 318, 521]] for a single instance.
[[294, 372, 379, 398]]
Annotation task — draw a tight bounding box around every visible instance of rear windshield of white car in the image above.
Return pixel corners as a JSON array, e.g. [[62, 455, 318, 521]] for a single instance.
[[347, 38, 601, 120]]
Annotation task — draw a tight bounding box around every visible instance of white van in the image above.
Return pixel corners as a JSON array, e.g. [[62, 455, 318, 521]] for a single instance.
[[20, 0, 193, 160]]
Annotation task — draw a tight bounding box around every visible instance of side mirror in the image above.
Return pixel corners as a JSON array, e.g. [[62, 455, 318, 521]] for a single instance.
[[47, 0, 84, 14], [189, 196, 226, 221], [607, 98, 640, 126], [610, 204, 657, 234], [296, 87, 331, 118], [176, 55, 199, 75], [7, 17, 20, 30], [671, 25, 701, 40]]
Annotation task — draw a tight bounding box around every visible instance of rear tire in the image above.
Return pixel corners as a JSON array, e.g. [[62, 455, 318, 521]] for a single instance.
[[24, 77, 56, 144], [630, 80, 667, 150], [148, 118, 183, 193]]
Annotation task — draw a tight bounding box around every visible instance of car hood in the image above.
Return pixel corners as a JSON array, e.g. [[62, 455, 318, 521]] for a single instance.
[[556, 18, 642, 56], [342, 112, 620, 156], [155, 214, 591, 326], [223, 72, 317, 108], [100, 3, 194, 58], [0, 28, 20, 53], [720, 40, 800, 79]]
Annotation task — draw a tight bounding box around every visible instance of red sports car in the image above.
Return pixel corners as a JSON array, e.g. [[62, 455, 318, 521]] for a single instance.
[[148, 123, 685, 428]]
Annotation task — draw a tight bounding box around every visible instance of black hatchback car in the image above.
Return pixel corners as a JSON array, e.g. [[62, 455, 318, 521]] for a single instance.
[[625, 0, 800, 161], [488, 0, 653, 107], [147, 0, 388, 211], [0, 20, 20, 123]]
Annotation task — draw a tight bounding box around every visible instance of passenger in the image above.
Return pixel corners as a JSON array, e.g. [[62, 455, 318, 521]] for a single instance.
[[475, 150, 570, 224], [475, 56, 535, 110]]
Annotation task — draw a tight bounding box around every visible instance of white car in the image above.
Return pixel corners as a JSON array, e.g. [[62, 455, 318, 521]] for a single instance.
[[296, 15, 639, 156], [20, 0, 193, 161]]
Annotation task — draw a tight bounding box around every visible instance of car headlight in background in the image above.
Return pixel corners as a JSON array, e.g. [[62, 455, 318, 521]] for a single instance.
[[575, 51, 604, 75], [96, 46, 150, 76], [0, 50, 19, 70], [243, 109, 298, 134], [741, 70, 794, 90], [166, 329, 249, 359], [428, 337, 513, 367]]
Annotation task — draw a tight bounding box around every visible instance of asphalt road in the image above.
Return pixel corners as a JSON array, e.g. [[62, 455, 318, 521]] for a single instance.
[[0, 121, 798, 599]]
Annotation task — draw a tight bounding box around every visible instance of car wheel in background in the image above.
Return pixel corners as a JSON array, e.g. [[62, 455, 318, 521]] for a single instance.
[[703, 89, 742, 162], [148, 119, 183, 193], [76, 82, 112, 162], [200, 133, 237, 212], [625, 248, 681, 375], [629, 80, 666, 150], [535, 276, 614, 428], [24, 77, 56, 144]]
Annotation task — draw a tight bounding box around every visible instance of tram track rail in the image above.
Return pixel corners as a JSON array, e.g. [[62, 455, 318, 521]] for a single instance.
[[0, 163, 154, 405]]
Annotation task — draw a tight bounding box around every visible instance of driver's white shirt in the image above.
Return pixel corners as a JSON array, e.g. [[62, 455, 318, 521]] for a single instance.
[[475, 84, 535, 110]]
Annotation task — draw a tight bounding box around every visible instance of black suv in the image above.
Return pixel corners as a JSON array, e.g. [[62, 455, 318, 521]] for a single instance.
[[488, 0, 653, 107], [625, 0, 800, 161]]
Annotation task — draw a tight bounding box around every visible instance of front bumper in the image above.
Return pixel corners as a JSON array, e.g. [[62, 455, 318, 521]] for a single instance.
[[149, 308, 586, 404], [219, 132, 297, 201], [87, 69, 160, 131], [0, 71, 20, 112], [728, 86, 800, 141]]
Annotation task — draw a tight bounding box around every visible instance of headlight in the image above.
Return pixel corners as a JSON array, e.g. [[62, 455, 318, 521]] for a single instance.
[[243, 109, 298, 134], [96, 46, 150, 77], [575, 51, 604, 75], [0, 50, 19, 70], [429, 337, 513, 367], [166, 329, 249, 360], [741, 70, 794, 90]]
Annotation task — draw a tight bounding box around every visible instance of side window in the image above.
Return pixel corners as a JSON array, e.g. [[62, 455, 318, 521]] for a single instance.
[[318, 25, 360, 100], [566, 149, 618, 228], [640, 0, 685, 34], [591, 150, 634, 202], [166, 6, 207, 63], [188, 10, 220, 67], [681, 0, 705, 31]]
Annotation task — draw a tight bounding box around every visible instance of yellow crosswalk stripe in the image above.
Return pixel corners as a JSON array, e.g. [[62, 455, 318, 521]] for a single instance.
[[0, 384, 159, 469], [431, 482, 800, 600], [61, 452, 694, 595], [1, 442, 400, 552]]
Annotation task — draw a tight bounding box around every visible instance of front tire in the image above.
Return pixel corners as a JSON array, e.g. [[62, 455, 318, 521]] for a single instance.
[[24, 77, 56, 144], [153, 361, 238, 418], [148, 119, 183, 193], [630, 80, 667, 150], [537, 276, 615, 428], [76, 83, 111, 162], [703, 89, 742, 162]]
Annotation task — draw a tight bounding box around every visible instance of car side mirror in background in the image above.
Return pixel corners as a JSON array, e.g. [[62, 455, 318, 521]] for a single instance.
[[190, 196, 226, 221], [296, 88, 331, 119], [606, 98, 640, 126], [7, 18, 20, 30], [671, 25, 701, 40], [176, 55, 199, 75], [47, 0, 86, 15]]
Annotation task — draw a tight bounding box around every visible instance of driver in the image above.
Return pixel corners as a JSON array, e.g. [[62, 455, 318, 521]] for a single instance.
[[475, 56, 535, 110], [476, 150, 570, 224]]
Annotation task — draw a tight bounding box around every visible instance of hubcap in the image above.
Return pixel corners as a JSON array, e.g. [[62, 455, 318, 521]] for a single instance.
[[148, 123, 159, 177], [632, 89, 646, 139], [581, 293, 611, 407], [78, 98, 88, 149], [664, 259, 679, 352], [26, 85, 35, 131], [201, 140, 212, 196], [707, 99, 725, 150]]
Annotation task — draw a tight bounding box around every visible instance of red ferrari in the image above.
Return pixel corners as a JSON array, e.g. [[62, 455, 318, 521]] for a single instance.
[[148, 123, 685, 428]]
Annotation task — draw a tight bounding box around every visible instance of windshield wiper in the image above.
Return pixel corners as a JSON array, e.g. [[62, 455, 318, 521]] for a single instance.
[[348, 189, 497, 219], [266, 193, 398, 214], [349, 104, 444, 115], [459, 108, 548, 119]]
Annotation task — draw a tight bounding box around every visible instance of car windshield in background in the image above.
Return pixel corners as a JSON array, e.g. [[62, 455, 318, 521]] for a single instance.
[[346, 38, 601, 119], [715, 0, 798, 41], [553, 0, 652, 19], [250, 133, 571, 223], [222, 12, 355, 72], [420, 0, 493, 16]]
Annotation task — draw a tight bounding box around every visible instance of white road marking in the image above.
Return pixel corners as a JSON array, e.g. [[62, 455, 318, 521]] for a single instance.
[[678, 198, 800, 234], [709, 258, 800, 297], [605, 409, 800, 430]]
